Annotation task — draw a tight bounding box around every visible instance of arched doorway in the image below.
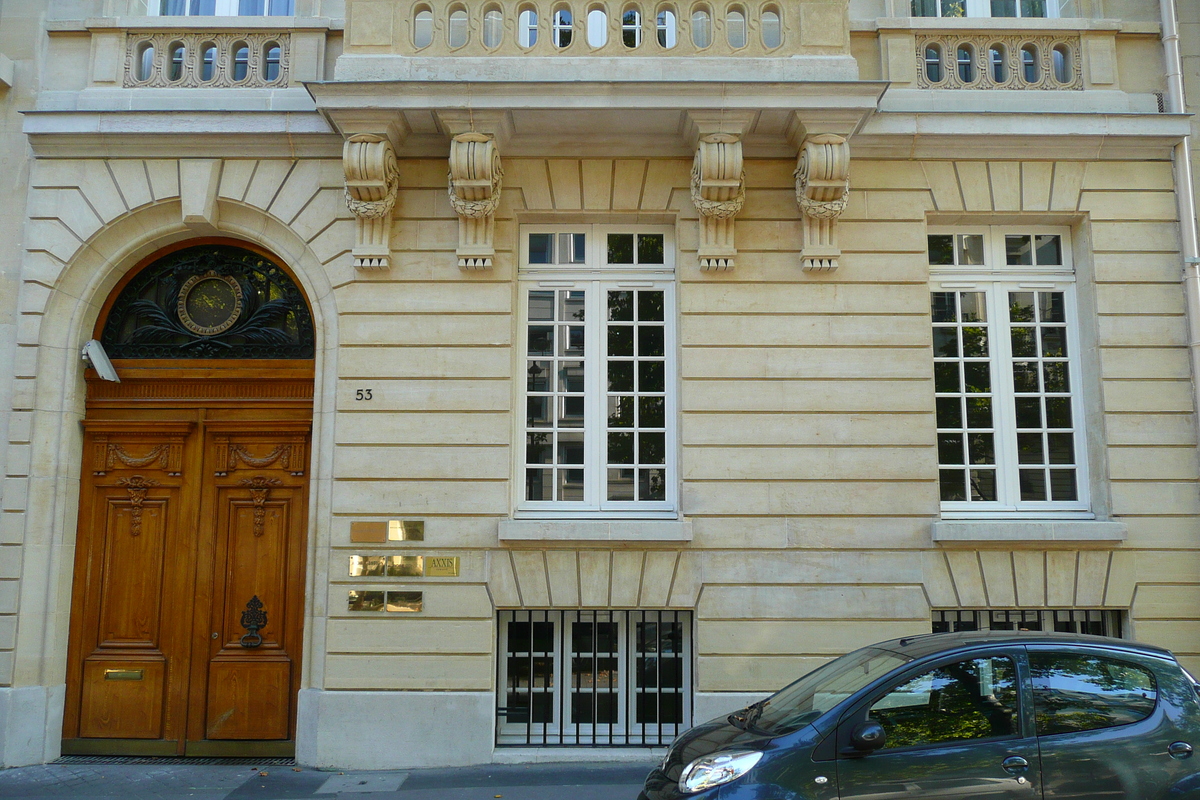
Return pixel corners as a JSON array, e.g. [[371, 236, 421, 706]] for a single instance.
[[62, 241, 315, 757]]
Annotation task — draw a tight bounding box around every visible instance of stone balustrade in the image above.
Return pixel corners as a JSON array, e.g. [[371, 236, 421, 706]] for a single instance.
[[350, 0, 848, 57], [915, 32, 1083, 90], [123, 30, 291, 88]]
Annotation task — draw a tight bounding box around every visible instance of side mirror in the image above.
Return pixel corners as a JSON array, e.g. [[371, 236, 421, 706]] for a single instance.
[[850, 720, 886, 753]]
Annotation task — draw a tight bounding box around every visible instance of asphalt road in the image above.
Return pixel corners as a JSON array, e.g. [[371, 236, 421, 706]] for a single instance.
[[0, 760, 657, 800]]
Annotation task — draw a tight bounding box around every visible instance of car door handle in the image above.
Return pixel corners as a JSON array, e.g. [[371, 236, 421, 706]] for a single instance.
[[1169, 742, 1194, 759], [1001, 756, 1030, 774]]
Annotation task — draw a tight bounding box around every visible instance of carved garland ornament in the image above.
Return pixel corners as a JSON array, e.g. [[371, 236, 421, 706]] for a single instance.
[[795, 134, 851, 273], [343, 134, 401, 270], [691, 134, 746, 272], [117, 475, 159, 536], [448, 133, 504, 270], [93, 436, 184, 476]]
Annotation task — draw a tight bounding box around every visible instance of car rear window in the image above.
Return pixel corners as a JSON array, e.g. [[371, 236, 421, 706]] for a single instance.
[[1030, 652, 1157, 736]]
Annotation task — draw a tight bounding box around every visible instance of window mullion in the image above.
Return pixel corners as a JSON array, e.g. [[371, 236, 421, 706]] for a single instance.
[[990, 284, 1021, 507], [587, 282, 604, 508]]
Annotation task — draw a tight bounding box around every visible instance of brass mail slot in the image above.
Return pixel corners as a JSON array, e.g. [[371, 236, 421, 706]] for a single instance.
[[104, 669, 144, 681], [425, 557, 459, 578]]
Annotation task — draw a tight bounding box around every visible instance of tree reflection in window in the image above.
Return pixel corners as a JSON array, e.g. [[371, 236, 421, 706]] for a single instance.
[[1031, 653, 1157, 735], [101, 244, 314, 359], [870, 657, 1018, 749]]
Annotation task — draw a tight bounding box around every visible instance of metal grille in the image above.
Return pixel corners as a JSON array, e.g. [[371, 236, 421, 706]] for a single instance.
[[496, 610, 691, 746], [933, 608, 1120, 637]]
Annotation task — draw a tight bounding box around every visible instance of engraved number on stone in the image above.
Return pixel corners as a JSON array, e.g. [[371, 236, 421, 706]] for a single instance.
[[355, 389, 373, 401]]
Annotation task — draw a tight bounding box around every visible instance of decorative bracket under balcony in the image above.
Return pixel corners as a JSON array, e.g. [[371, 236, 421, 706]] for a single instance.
[[690, 125, 748, 272], [795, 133, 851, 273], [343, 134, 400, 271], [448, 133, 503, 271]]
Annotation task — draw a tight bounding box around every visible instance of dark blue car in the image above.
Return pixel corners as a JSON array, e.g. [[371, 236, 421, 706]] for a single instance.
[[640, 631, 1200, 799]]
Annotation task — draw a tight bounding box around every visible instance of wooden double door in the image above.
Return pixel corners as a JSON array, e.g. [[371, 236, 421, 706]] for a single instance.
[[63, 409, 310, 756]]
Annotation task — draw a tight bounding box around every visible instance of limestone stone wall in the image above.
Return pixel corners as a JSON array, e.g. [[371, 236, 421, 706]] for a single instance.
[[4, 147, 1198, 760]]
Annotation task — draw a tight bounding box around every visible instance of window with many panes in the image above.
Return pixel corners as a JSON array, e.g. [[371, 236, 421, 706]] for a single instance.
[[933, 609, 1122, 637], [497, 610, 691, 746], [154, 0, 294, 14], [911, 0, 1058, 17], [519, 225, 676, 516], [929, 227, 1088, 514]]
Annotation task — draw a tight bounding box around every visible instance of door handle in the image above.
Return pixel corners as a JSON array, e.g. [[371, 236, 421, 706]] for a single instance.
[[1169, 742, 1194, 759], [1001, 756, 1030, 774]]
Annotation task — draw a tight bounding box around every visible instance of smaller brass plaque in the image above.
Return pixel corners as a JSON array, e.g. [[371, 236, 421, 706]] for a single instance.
[[386, 591, 423, 613], [387, 555, 423, 577], [350, 521, 388, 543], [425, 556, 460, 578], [104, 669, 144, 681], [348, 590, 385, 612], [388, 520, 425, 542]]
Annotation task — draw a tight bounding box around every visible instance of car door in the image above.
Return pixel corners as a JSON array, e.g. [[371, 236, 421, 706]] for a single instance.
[[1030, 646, 1199, 799], [836, 649, 1041, 799]]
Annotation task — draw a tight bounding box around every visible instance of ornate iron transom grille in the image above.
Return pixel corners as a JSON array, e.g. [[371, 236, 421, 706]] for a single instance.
[[101, 245, 315, 359]]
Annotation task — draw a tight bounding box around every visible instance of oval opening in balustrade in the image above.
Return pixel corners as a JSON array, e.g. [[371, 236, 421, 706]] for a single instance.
[[623, 6, 643, 48], [656, 6, 677, 48], [762, 6, 781, 49], [448, 6, 469, 48], [483, 5, 505, 48], [264, 42, 282, 81], [518, 6, 539, 47], [413, 6, 434, 48], [232, 41, 249, 82], [168, 41, 185, 82], [989, 43, 1006, 82], [924, 44, 943, 83], [727, 6, 746, 49], [137, 42, 156, 82], [1021, 44, 1039, 83], [200, 42, 217, 81], [691, 5, 712, 49], [552, 6, 574, 47], [1052, 44, 1070, 83], [957, 43, 975, 83], [588, 6, 608, 47]]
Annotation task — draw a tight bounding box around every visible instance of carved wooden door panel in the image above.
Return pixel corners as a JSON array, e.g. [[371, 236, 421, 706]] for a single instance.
[[65, 422, 196, 743], [189, 422, 309, 744]]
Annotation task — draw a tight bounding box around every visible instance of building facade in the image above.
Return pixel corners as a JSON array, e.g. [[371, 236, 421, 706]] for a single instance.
[[0, 0, 1196, 770]]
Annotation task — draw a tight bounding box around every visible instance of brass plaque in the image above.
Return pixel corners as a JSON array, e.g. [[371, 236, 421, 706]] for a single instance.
[[386, 591, 423, 613], [387, 555, 423, 577], [425, 556, 460, 578], [350, 521, 388, 543], [348, 590, 385, 612], [348, 555, 387, 577], [388, 520, 425, 541], [104, 669, 144, 681]]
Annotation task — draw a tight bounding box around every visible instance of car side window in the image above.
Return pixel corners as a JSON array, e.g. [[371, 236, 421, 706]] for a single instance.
[[868, 656, 1018, 749], [1030, 652, 1157, 736]]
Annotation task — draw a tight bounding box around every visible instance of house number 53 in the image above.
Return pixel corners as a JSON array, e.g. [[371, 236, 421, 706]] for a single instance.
[[355, 389, 373, 401]]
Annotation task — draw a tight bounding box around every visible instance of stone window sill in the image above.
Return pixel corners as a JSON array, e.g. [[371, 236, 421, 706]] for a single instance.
[[932, 519, 1127, 543], [498, 519, 692, 542]]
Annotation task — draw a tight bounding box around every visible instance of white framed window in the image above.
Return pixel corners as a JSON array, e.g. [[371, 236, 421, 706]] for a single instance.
[[929, 226, 1088, 516], [933, 609, 1121, 637], [496, 610, 692, 746], [153, 0, 295, 15], [910, 0, 1059, 17], [518, 225, 676, 518]]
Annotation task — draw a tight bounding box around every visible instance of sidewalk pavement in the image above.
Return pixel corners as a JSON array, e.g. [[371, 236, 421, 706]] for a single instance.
[[0, 759, 656, 800]]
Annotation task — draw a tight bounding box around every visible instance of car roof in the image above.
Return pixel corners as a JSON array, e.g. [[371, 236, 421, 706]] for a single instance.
[[868, 630, 1175, 661]]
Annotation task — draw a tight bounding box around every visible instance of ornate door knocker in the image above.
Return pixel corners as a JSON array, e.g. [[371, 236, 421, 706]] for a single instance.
[[239, 595, 267, 648]]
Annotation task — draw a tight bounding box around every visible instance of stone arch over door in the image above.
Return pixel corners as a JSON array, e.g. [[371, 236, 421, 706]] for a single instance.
[[4, 192, 342, 764]]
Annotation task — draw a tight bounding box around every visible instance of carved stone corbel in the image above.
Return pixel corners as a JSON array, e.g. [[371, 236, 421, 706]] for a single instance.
[[448, 133, 503, 270], [343, 134, 400, 271], [691, 134, 746, 272], [795, 134, 851, 273]]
